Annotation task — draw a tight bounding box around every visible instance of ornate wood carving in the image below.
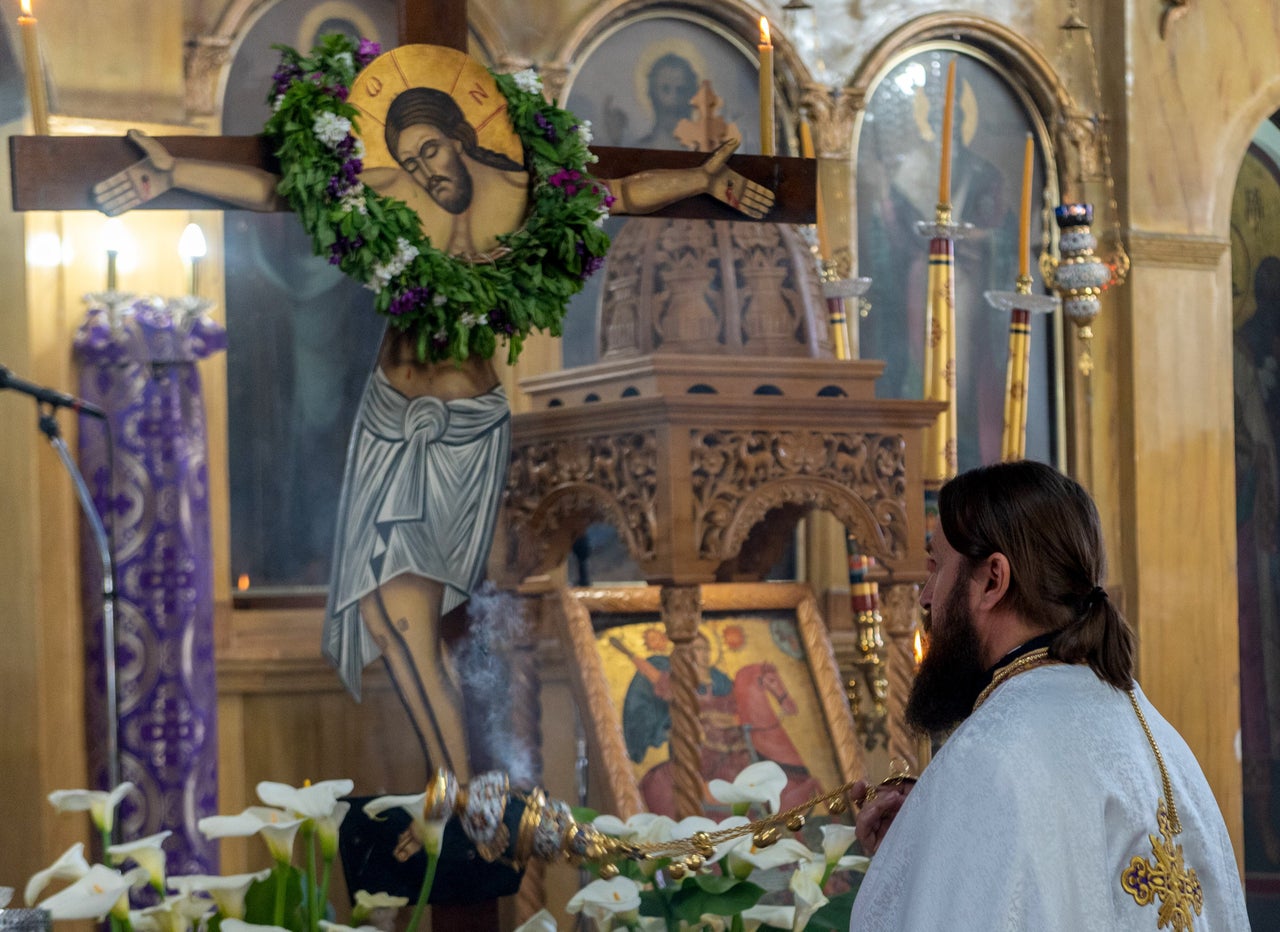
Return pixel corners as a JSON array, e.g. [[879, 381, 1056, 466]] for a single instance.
[[1127, 230, 1227, 269], [689, 428, 909, 564], [880, 582, 924, 771], [795, 590, 862, 784], [661, 585, 705, 819], [503, 431, 660, 579]]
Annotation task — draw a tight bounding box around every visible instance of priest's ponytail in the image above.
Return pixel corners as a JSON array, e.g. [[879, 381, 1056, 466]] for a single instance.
[[938, 460, 1136, 689]]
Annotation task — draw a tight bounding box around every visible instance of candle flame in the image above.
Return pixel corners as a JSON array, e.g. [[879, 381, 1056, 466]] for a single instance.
[[913, 629, 926, 666], [20, 1, 32, 18], [237, 573, 250, 591], [759, 16, 771, 47]]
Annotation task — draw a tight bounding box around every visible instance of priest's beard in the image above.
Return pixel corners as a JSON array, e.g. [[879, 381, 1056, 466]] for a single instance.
[[905, 581, 989, 736]]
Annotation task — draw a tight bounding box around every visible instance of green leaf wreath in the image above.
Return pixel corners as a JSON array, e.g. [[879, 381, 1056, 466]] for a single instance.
[[263, 34, 613, 365]]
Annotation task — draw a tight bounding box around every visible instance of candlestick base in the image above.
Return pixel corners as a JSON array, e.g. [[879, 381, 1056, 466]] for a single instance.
[[983, 291, 1059, 315]]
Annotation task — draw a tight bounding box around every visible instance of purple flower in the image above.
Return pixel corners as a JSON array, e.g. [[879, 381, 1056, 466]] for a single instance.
[[487, 308, 517, 335], [330, 84, 349, 102], [357, 39, 382, 67], [271, 62, 303, 98], [388, 286, 433, 317], [582, 255, 606, 279], [328, 234, 364, 264], [548, 168, 583, 196], [534, 113, 557, 142]]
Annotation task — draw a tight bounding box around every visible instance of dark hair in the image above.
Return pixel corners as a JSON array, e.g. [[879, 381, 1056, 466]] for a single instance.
[[384, 87, 524, 172], [646, 53, 698, 105], [938, 459, 1135, 688]]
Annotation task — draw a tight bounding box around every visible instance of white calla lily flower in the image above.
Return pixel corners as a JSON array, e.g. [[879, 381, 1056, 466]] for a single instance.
[[788, 854, 829, 931], [198, 806, 305, 864], [707, 761, 787, 815], [740, 904, 796, 931], [818, 823, 858, 864], [672, 815, 749, 866], [725, 836, 811, 879], [38, 864, 146, 921], [47, 782, 135, 833], [319, 921, 382, 932], [24, 842, 90, 905], [221, 919, 292, 932], [363, 793, 445, 855], [256, 780, 354, 821], [512, 908, 558, 932], [350, 889, 409, 924], [169, 869, 271, 919], [132, 892, 214, 932], [566, 876, 641, 928], [108, 830, 172, 892], [834, 853, 871, 873]]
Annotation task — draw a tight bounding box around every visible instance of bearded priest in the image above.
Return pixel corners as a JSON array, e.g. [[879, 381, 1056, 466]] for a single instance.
[[849, 460, 1249, 930]]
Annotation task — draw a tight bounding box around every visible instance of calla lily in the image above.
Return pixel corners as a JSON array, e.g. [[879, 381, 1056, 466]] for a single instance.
[[788, 854, 829, 931], [834, 853, 871, 873], [38, 863, 146, 921], [47, 782, 135, 833], [221, 920, 292, 932], [168, 869, 271, 919], [740, 904, 795, 931], [349, 889, 408, 925], [130, 892, 213, 932], [671, 815, 749, 866], [199, 807, 305, 864], [707, 761, 787, 815], [725, 836, 811, 879], [362, 793, 444, 855], [818, 823, 858, 864], [24, 842, 90, 905], [319, 921, 382, 932], [566, 876, 641, 929], [109, 830, 172, 892], [256, 780, 354, 821], [350, 889, 409, 924], [512, 908, 557, 932]]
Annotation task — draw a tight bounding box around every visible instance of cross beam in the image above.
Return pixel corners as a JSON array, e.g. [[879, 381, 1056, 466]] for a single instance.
[[8, 135, 813, 222]]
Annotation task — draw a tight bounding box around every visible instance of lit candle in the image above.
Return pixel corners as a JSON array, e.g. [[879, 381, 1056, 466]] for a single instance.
[[758, 17, 774, 157], [799, 120, 830, 259], [937, 58, 956, 208], [179, 222, 207, 296], [1018, 133, 1034, 280], [18, 1, 49, 135], [102, 218, 127, 292]]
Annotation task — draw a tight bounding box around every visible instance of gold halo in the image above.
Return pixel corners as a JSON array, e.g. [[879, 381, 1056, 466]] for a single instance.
[[349, 44, 524, 172]]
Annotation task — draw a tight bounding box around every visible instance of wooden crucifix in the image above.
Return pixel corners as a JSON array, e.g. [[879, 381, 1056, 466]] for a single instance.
[[7, 0, 815, 923]]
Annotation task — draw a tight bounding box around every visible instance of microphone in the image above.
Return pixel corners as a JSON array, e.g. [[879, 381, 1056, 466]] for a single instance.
[[0, 365, 106, 419]]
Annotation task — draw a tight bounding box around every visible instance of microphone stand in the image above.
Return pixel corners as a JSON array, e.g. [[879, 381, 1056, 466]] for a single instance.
[[35, 404, 122, 805]]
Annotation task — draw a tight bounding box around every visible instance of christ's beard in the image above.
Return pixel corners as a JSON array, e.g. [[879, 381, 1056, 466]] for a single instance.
[[905, 583, 989, 736], [427, 165, 474, 215]]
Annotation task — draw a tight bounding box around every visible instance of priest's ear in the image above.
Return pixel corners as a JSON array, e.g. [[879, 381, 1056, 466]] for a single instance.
[[973, 552, 1012, 610]]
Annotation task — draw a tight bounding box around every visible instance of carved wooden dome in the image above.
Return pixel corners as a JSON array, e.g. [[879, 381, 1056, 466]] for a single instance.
[[597, 218, 834, 359]]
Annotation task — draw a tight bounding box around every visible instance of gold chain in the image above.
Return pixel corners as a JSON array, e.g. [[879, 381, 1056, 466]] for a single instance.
[[972, 647, 1060, 712], [1126, 688, 1181, 835]]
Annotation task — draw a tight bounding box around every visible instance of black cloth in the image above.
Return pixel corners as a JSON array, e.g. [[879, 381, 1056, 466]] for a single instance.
[[338, 796, 526, 905]]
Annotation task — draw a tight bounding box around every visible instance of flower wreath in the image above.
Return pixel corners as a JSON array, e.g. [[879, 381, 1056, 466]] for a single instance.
[[263, 34, 613, 365]]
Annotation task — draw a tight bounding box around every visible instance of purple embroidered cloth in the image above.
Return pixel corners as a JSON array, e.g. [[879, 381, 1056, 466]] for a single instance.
[[74, 295, 225, 875]]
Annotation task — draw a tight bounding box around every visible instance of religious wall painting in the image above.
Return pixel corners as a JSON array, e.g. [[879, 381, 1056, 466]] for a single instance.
[[1231, 120, 1280, 882], [557, 9, 793, 369], [222, 0, 397, 591], [855, 44, 1059, 471], [559, 582, 859, 826]]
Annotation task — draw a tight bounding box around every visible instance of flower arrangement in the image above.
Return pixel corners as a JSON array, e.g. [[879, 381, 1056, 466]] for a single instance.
[[24, 761, 867, 932], [263, 34, 613, 365]]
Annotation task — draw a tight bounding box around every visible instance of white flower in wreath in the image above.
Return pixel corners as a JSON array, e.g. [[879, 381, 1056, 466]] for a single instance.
[[459, 311, 485, 329], [339, 189, 368, 215], [313, 111, 353, 149], [512, 69, 542, 94], [333, 51, 354, 72], [576, 119, 593, 146]]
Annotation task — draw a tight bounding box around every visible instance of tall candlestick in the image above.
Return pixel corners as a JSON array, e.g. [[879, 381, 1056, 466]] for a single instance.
[[758, 17, 774, 156], [18, 1, 49, 135], [799, 120, 830, 259], [1018, 133, 1034, 280], [937, 58, 956, 208]]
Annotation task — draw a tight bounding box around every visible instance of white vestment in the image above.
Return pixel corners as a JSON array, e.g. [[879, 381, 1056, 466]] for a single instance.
[[849, 663, 1249, 931], [322, 367, 511, 698]]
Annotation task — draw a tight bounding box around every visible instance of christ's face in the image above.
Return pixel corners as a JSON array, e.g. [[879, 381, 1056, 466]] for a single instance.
[[395, 123, 474, 215]]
